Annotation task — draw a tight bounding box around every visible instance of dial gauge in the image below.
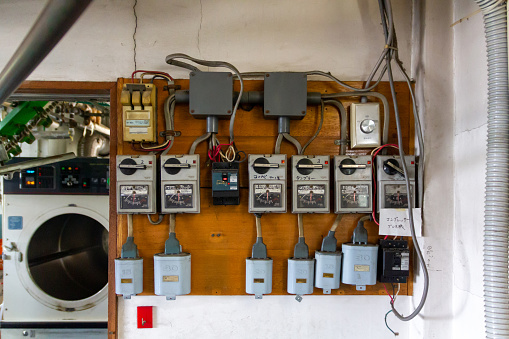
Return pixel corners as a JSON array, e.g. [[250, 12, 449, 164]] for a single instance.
[[297, 184, 326, 209], [253, 184, 282, 208], [120, 185, 149, 210], [164, 184, 194, 209], [341, 184, 370, 209], [384, 184, 412, 208]]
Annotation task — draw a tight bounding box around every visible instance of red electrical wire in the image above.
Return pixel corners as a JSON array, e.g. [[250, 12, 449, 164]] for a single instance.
[[131, 70, 174, 82], [383, 283, 395, 304], [208, 143, 233, 162], [372, 144, 399, 225]]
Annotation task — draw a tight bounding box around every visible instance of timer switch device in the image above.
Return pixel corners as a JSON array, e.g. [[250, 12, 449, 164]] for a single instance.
[[376, 155, 416, 211], [292, 155, 330, 213], [350, 102, 381, 149], [378, 239, 410, 283], [160, 154, 200, 213], [120, 83, 157, 142], [116, 155, 157, 214], [334, 155, 373, 214], [248, 154, 287, 213], [212, 162, 240, 205]]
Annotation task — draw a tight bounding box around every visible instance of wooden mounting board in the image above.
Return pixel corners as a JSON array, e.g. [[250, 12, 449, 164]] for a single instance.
[[112, 78, 415, 299]]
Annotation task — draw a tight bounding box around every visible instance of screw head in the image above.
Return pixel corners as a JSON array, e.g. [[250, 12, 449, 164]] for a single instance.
[[301, 111, 306, 114], [266, 110, 270, 113], [191, 109, 195, 113], [227, 110, 231, 113]]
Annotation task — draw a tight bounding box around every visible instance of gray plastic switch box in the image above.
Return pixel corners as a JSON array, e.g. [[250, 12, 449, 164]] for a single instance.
[[292, 155, 330, 213], [154, 253, 191, 300], [160, 154, 200, 214], [376, 155, 416, 211], [334, 155, 373, 214], [341, 243, 378, 291], [314, 251, 342, 294], [350, 102, 381, 149], [264, 72, 307, 120], [287, 258, 314, 301], [115, 258, 143, 299], [189, 72, 233, 118], [248, 154, 287, 213], [116, 155, 157, 214], [246, 258, 273, 299]]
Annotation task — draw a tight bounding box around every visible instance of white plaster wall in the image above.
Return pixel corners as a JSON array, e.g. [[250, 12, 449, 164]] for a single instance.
[[0, 1, 464, 338], [452, 0, 487, 337]]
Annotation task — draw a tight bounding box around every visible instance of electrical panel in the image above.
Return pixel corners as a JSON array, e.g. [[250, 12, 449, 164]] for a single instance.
[[248, 154, 287, 213], [189, 72, 233, 118], [378, 239, 410, 283], [116, 155, 157, 214], [160, 155, 200, 213], [115, 258, 143, 299], [292, 155, 330, 213], [350, 102, 381, 149], [342, 243, 378, 291], [376, 155, 416, 211], [154, 253, 191, 300], [212, 162, 240, 205], [334, 155, 372, 213], [120, 83, 158, 142], [264, 72, 308, 120]]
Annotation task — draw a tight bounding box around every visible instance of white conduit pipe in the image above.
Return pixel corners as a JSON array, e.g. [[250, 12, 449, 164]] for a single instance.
[[476, 0, 509, 337]]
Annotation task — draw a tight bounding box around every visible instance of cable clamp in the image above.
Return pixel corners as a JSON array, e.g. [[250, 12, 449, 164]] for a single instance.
[[334, 139, 349, 146], [159, 130, 181, 138]]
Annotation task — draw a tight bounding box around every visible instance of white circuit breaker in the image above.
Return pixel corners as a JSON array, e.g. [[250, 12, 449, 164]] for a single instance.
[[292, 155, 330, 213], [334, 155, 373, 213], [154, 253, 191, 300], [376, 155, 416, 211], [248, 154, 287, 213], [116, 155, 157, 214], [350, 102, 381, 149], [160, 154, 200, 214]]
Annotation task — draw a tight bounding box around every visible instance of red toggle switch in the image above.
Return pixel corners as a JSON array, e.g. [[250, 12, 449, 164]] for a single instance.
[[137, 306, 153, 328]]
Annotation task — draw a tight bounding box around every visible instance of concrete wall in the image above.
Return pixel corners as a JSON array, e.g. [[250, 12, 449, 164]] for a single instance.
[[0, 0, 471, 338], [452, 0, 487, 337]]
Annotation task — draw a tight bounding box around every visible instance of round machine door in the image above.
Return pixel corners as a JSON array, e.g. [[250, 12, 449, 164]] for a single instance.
[[16, 206, 108, 312]]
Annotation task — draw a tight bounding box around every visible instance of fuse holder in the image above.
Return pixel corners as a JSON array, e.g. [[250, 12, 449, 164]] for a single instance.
[[154, 253, 191, 300], [246, 258, 273, 299], [115, 258, 143, 299]]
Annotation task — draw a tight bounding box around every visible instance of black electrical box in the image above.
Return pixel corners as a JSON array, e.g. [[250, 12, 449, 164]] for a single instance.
[[211, 162, 240, 205], [378, 239, 410, 283]]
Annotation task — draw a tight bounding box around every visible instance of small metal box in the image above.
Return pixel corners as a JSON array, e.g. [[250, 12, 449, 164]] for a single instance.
[[292, 155, 330, 213], [248, 154, 287, 213], [116, 155, 157, 214], [341, 243, 378, 291], [264, 72, 307, 119], [334, 155, 373, 213], [376, 155, 416, 211], [350, 102, 381, 149], [154, 253, 191, 300], [189, 72, 233, 118], [115, 258, 144, 299], [160, 154, 200, 214], [287, 258, 314, 300], [246, 258, 273, 299], [314, 251, 342, 294]]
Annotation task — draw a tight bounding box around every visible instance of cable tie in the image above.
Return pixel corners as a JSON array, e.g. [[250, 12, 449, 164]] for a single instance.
[[384, 45, 398, 51]]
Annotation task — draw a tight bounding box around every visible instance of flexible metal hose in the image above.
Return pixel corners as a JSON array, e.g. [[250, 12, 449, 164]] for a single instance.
[[476, 1, 509, 337]]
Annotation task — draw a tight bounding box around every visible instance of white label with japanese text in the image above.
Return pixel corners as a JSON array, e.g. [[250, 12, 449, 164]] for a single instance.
[[379, 208, 422, 237]]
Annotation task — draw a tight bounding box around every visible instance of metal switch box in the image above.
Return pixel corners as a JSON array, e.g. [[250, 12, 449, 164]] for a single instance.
[[154, 253, 191, 300], [115, 258, 143, 299], [314, 251, 342, 294], [335, 155, 373, 213], [376, 155, 416, 211], [246, 258, 273, 299], [287, 258, 314, 301], [350, 102, 381, 149], [341, 243, 378, 291], [189, 72, 233, 118], [248, 154, 287, 213], [292, 155, 330, 213]]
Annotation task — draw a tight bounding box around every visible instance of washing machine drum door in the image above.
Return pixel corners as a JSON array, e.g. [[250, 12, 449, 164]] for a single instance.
[[25, 213, 108, 303]]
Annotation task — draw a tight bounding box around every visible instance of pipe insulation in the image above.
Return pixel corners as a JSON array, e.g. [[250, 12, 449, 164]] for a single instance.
[[476, 0, 509, 337]]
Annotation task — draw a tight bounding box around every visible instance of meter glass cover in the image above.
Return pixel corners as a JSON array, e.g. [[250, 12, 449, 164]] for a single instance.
[[164, 184, 194, 209], [253, 183, 282, 208], [120, 185, 149, 210], [297, 184, 326, 209], [384, 184, 412, 208], [341, 184, 369, 208]]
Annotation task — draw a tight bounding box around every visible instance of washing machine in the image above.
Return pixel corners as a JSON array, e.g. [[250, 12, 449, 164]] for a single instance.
[[1, 157, 109, 338]]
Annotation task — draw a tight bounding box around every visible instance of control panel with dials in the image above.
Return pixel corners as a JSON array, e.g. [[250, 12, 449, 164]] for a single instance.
[[3, 157, 109, 195], [350, 102, 381, 149], [334, 155, 373, 213], [160, 154, 200, 213], [248, 154, 287, 213], [376, 155, 416, 211], [291, 155, 330, 213], [116, 154, 157, 214]]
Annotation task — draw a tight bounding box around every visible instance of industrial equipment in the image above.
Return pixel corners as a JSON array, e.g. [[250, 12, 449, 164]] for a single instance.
[[292, 155, 330, 214], [335, 155, 373, 213], [349, 102, 381, 149], [120, 84, 157, 143], [376, 155, 416, 211], [248, 154, 287, 213]]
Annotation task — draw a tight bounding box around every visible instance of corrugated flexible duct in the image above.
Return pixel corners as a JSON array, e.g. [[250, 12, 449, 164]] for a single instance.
[[476, 0, 509, 337]]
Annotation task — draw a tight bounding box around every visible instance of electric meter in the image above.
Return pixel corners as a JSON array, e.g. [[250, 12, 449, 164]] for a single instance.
[[334, 155, 372, 213], [292, 155, 330, 213], [160, 154, 200, 213], [376, 155, 416, 211], [116, 155, 157, 214], [248, 154, 287, 213]]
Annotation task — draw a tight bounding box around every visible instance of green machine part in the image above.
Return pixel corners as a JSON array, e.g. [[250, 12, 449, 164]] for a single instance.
[[0, 101, 54, 158]]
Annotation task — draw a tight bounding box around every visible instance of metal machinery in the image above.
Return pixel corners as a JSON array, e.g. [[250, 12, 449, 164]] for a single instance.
[[1, 157, 109, 338]]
